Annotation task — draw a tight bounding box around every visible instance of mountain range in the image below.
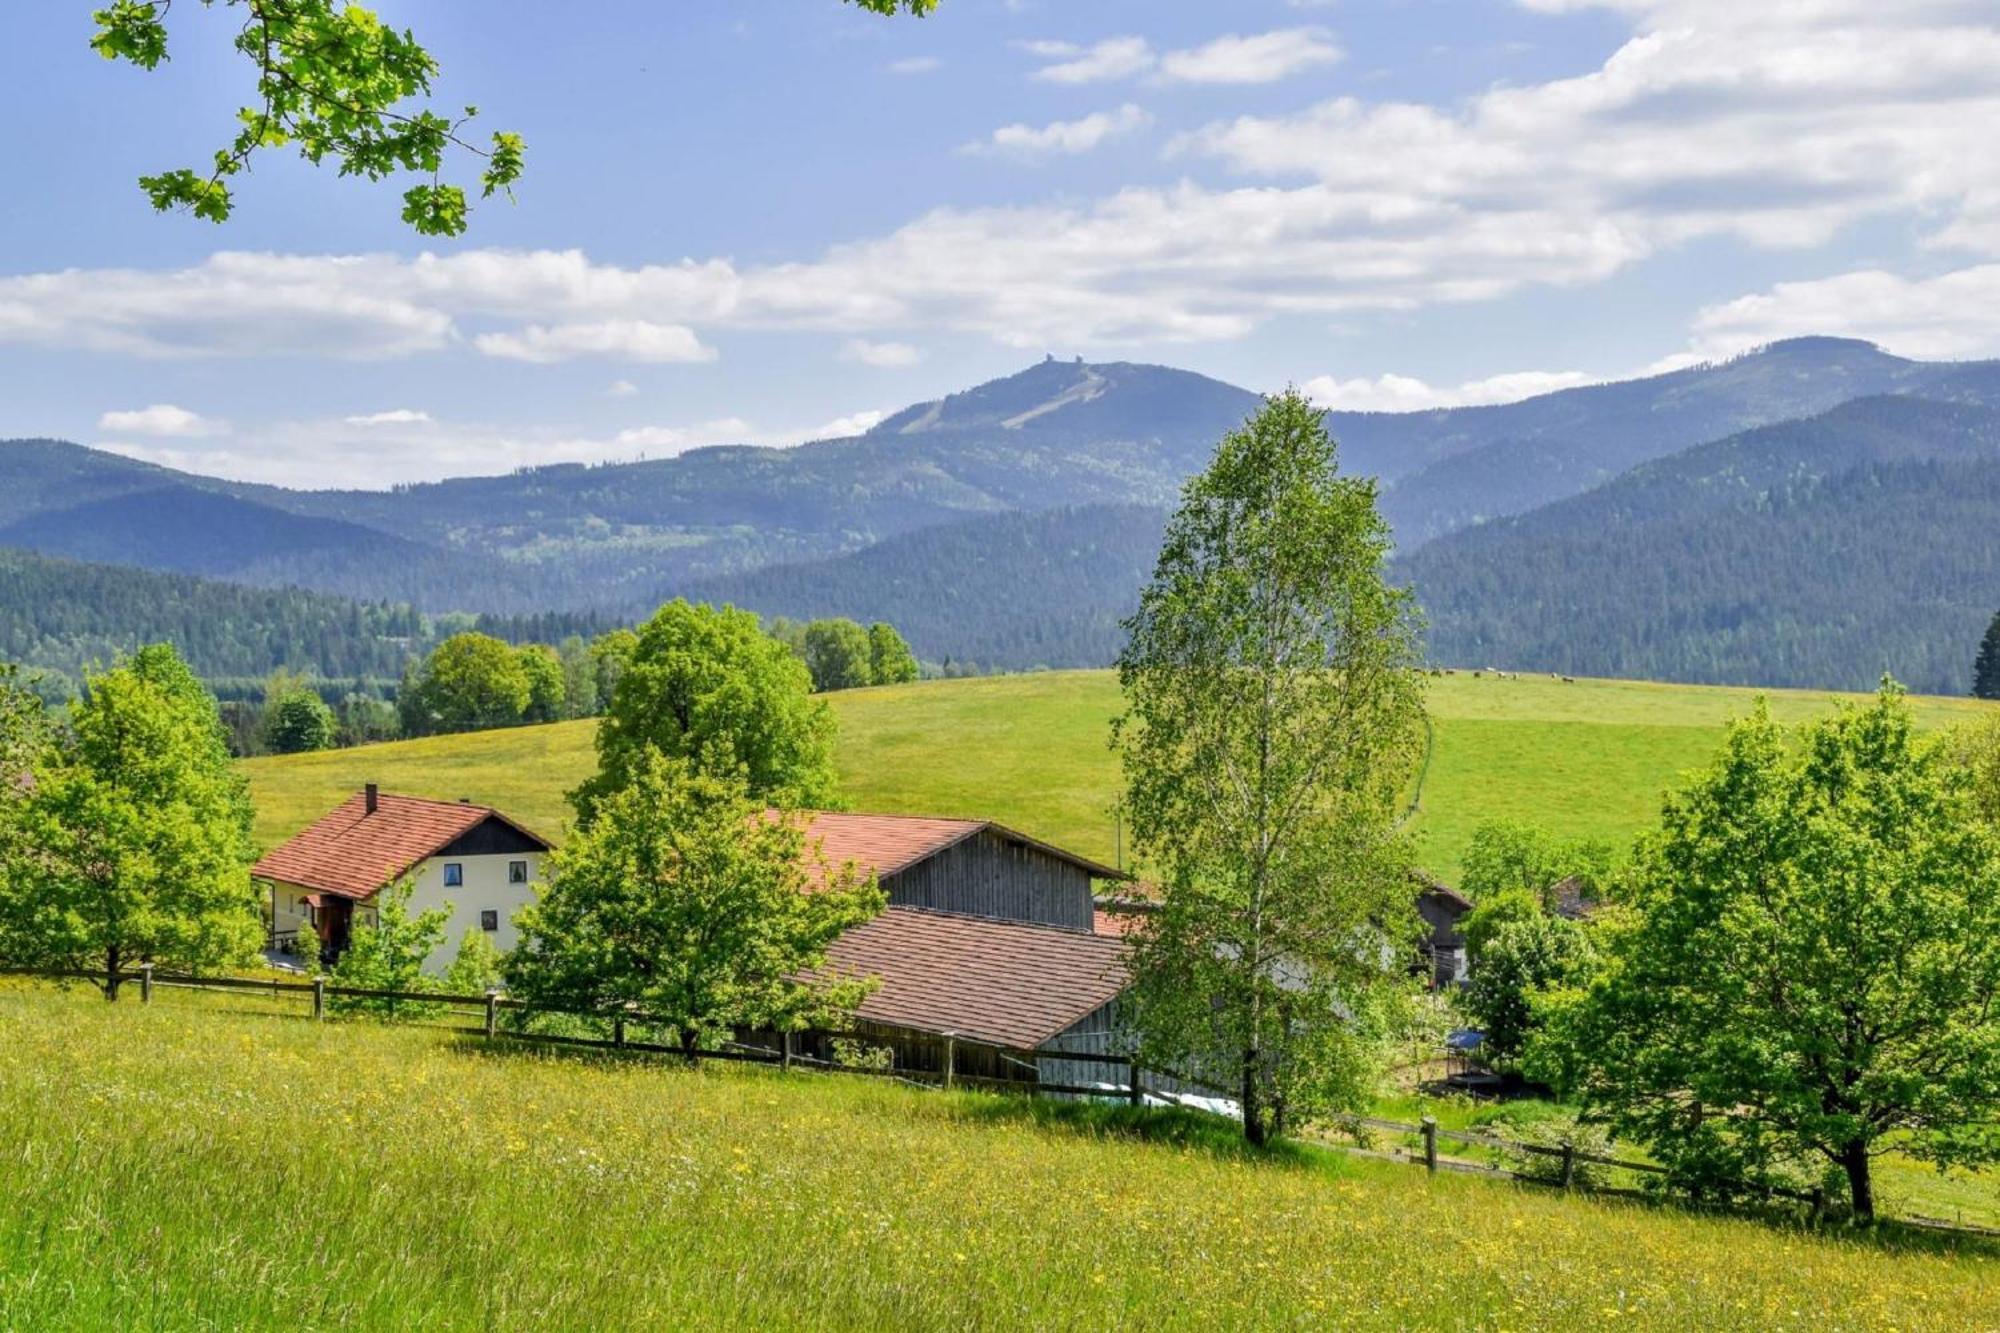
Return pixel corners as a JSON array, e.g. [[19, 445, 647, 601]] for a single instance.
[[4, 337, 2000, 692]]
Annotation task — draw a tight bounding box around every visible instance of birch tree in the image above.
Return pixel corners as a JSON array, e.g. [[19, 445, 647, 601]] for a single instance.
[[1114, 390, 1427, 1145]]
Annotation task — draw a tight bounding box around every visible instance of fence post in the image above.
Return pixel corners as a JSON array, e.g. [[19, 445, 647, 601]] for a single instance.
[[140, 964, 153, 1005], [484, 989, 499, 1040], [942, 1034, 955, 1090], [1560, 1140, 1577, 1190], [781, 1028, 794, 1073], [312, 976, 325, 1021], [1128, 1060, 1143, 1108], [1421, 1116, 1439, 1174]]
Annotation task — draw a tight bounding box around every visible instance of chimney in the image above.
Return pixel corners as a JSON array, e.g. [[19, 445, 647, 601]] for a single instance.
[[364, 783, 378, 815]]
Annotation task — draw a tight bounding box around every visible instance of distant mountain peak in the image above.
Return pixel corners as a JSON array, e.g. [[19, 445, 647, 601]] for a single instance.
[[871, 357, 1255, 438]]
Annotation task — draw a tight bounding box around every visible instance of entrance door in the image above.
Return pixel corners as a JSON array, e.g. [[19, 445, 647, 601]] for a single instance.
[[320, 897, 354, 962]]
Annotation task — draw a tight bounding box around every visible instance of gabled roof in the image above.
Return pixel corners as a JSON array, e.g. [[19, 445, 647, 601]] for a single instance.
[[821, 905, 1130, 1050], [797, 811, 1128, 885], [252, 791, 551, 900]]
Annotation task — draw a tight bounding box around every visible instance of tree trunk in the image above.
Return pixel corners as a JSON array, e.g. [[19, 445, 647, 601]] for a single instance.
[[103, 942, 121, 1001], [1241, 1051, 1266, 1146], [1840, 1138, 1874, 1221]]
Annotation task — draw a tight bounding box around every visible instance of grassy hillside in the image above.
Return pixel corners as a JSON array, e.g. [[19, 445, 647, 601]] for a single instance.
[[1, 983, 1991, 1330], [242, 671, 2000, 879]]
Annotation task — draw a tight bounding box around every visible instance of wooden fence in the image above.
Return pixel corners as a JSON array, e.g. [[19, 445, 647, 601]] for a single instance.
[[0, 964, 1232, 1108]]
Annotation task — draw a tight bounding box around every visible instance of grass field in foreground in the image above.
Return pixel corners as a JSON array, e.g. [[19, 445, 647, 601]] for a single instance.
[[243, 670, 2000, 879], [0, 984, 1992, 1331]]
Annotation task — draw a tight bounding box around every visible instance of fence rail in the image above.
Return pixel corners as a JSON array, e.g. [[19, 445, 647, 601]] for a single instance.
[[0, 963, 1237, 1104]]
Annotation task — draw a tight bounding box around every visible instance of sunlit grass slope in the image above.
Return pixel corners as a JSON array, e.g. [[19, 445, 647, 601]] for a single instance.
[[0, 984, 1991, 1331], [243, 671, 1999, 879]]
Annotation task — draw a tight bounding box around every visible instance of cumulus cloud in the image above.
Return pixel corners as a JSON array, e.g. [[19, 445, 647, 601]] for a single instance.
[[1023, 36, 1156, 84], [343, 408, 431, 426], [965, 104, 1151, 159], [472, 318, 716, 364], [1304, 368, 1596, 412], [839, 338, 923, 367], [886, 55, 940, 74], [607, 379, 639, 396], [1158, 28, 1342, 84], [96, 403, 227, 437], [803, 409, 888, 439], [1686, 263, 2000, 360]]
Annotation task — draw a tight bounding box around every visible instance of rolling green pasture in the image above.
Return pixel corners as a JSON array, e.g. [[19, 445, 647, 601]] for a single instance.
[[0, 983, 1992, 1331], [243, 670, 1999, 880]]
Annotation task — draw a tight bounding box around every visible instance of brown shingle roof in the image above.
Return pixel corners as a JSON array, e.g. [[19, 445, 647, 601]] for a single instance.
[[252, 791, 551, 900], [822, 906, 1129, 1050], [796, 810, 1127, 885]]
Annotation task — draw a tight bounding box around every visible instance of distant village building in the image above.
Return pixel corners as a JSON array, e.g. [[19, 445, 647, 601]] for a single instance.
[[1416, 880, 1473, 988], [253, 784, 552, 969]]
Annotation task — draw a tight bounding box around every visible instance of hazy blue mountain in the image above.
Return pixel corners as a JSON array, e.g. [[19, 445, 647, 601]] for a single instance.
[[688, 503, 1170, 671], [1397, 396, 2000, 692]]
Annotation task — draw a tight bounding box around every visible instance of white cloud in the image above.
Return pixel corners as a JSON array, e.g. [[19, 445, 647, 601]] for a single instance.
[[472, 319, 716, 364], [839, 338, 923, 367], [607, 379, 639, 397], [1687, 263, 2000, 360], [1025, 36, 1156, 84], [886, 55, 940, 74], [965, 104, 1151, 159], [1159, 29, 1342, 85], [804, 409, 888, 439], [612, 419, 754, 452], [1303, 368, 1596, 412], [96, 404, 227, 437], [342, 408, 431, 426]]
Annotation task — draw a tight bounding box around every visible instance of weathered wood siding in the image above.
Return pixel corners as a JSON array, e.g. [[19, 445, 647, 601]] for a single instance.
[[883, 829, 1094, 930], [1034, 998, 1129, 1090]]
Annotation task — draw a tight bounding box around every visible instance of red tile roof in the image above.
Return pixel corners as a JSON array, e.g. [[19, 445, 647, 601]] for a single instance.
[[795, 810, 1128, 886], [821, 906, 1129, 1050], [252, 791, 550, 900]]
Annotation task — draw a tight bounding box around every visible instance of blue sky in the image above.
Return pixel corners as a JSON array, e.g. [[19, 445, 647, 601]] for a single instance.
[[2, 0, 1997, 486]]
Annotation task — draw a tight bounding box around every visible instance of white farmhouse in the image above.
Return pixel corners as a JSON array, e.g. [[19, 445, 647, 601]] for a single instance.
[[253, 784, 552, 971]]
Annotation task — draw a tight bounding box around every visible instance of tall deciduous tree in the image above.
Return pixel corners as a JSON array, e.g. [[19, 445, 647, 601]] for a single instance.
[[261, 671, 337, 754], [1114, 390, 1428, 1145], [516, 642, 566, 724], [400, 631, 531, 735], [89, 0, 935, 234], [1974, 610, 2000, 701], [803, 618, 875, 692], [572, 600, 837, 824], [510, 751, 882, 1053], [0, 644, 259, 997], [1565, 683, 2000, 1218], [868, 621, 920, 685]]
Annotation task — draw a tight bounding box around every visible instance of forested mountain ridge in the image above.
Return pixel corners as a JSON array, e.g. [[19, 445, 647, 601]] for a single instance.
[[1398, 396, 2000, 693]]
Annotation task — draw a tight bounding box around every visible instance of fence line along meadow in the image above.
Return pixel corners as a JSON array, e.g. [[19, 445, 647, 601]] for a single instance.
[[5, 965, 1994, 1240]]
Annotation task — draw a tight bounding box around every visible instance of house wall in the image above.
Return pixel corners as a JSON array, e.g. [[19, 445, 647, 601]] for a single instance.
[[883, 829, 1095, 930], [398, 850, 546, 971], [269, 885, 315, 941]]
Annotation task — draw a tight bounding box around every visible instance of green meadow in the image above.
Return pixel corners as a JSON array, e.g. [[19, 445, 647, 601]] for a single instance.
[[243, 670, 2000, 880], [0, 982, 1992, 1331]]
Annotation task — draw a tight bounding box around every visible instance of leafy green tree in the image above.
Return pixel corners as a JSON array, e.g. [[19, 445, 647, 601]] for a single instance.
[[1461, 910, 1596, 1065], [327, 879, 449, 1019], [589, 628, 638, 711], [557, 635, 600, 719], [1975, 610, 2000, 701], [0, 645, 258, 997], [867, 621, 920, 685], [1114, 390, 1429, 1146], [1458, 886, 1545, 966], [764, 616, 810, 661], [261, 677, 337, 754], [91, 0, 935, 234], [1458, 819, 1613, 909], [1565, 683, 2000, 1218], [803, 618, 875, 692], [572, 600, 837, 824], [510, 751, 883, 1054], [442, 928, 505, 995], [516, 643, 566, 724], [400, 632, 531, 735], [336, 692, 401, 747]]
